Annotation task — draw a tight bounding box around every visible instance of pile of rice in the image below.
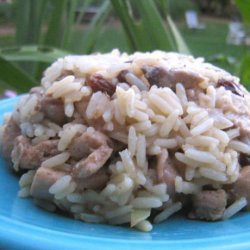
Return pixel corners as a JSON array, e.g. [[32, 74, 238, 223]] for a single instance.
[[1, 50, 250, 232]]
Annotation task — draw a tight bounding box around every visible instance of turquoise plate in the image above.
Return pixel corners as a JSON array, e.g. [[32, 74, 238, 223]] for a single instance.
[[1, 97, 250, 250]]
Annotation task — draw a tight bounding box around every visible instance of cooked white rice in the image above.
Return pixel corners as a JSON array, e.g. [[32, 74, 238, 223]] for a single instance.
[[3, 49, 250, 232]]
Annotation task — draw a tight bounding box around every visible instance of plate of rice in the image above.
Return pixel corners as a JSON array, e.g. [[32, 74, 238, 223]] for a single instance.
[[1, 50, 250, 249]]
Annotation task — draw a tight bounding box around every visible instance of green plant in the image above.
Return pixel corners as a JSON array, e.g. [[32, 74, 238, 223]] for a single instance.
[[0, 0, 190, 93], [0, 0, 111, 92], [235, 0, 250, 87]]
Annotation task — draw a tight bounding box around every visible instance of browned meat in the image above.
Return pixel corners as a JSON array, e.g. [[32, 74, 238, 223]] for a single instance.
[[2, 117, 21, 161], [12, 136, 59, 170], [189, 189, 227, 221], [36, 139, 60, 157], [217, 79, 244, 97], [69, 130, 111, 160], [40, 97, 66, 125], [117, 70, 129, 83], [86, 74, 116, 96], [142, 66, 205, 89], [76, 171, 109, 190], [156, 149, 178, 197], [72, 144, 113, 179], [30, 167, 66, 200], [231, 166, 250, 201], [75, 98, 89, 119]]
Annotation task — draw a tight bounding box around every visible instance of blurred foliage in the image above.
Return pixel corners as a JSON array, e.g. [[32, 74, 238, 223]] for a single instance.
[[193, 0, 235, 18], [168, 0, 197, 20], [0, 0, 249, 92], [0, 2, 12, 23], [235, 0, 250, 87], [0, 0, 190, 93]]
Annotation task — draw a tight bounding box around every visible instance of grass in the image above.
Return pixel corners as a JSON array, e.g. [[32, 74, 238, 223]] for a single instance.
[[179, 17, 248, 73]]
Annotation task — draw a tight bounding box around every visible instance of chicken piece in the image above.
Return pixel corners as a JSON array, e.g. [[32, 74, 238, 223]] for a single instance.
[[142, 66, 205, 89], [77, 170, 109, 190], [156, 149, 178, 197], [40, 97, 66, 125], [189, 189, 227, 221], [30, 167, 66, 200], [75, 97, 90, 118], [72, 144, 112, 179], [2, 117, 21, 161], [231, 166, 250, 202], [12, 136, 59, 170], [69, 130, 111, 160], [74, 97, 106, 131]]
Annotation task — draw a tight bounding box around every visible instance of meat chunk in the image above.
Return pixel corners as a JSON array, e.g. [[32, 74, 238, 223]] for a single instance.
[[156, 149, 178, 197], [69, 130, 111, 160], [12, 136, 59, 170], [217, 78, 244, 97], [2, 117, 21, 161], [75, 98, 89, 116], [142, 66, 205, 89], [76, 171, 109, 190], [30, 167, 66, 200], [72, 144, 113, 179], [189, 189, 227, 221], [231, 166, 250, 201], [86, 74, 116, 96], [40, 97, 66, 125]]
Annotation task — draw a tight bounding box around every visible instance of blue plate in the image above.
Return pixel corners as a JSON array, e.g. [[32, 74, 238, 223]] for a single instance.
[[1, 96, 250, 250]]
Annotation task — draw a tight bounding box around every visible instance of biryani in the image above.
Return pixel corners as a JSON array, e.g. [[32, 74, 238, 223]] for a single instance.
[[1, 50, 250, 232]]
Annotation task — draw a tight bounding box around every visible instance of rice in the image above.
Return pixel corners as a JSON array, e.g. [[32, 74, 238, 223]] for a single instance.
[[41, 152, 70, 168], [136, 134, 146, 168], [3, 49, 250, 232], [159, 111, 179, 137], [190, 118, 214, 136], [223, 197, 247, 220], [49, 175, 72, 195], [131, 197, 162, 209], [154, 202, 182, 224], [185, 148, 217, 164], [128, 126, 137, 157]]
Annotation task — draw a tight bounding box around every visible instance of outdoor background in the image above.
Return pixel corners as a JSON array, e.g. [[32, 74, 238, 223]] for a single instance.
[[0, 0, 249, 95]]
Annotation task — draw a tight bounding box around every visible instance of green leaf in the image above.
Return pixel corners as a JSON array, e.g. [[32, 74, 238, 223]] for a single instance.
[[167, 15, 191, 54], [239, 53, 250, 89], [0, 46, 68, 63], [134, 0, 176, 51], [62, 0, 80, 49], [0, 56, 38, 92], [110, 0, 140, 51], [13, 0, 49, 45], [75, 0, 93, 25], [75, 0, 111, 53], [29, 0, 49, 44], [235, 0, 250, 24], [112, 0, 179, 52], [13, 0, 30, 45], [43, 0, 67, 47]]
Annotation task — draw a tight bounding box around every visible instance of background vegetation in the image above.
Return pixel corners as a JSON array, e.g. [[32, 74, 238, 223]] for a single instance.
[[0, 0, 249, 93]]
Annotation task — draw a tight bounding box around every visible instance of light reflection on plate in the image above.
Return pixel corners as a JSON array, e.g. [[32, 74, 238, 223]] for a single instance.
[[1, 97, 250, 250]]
